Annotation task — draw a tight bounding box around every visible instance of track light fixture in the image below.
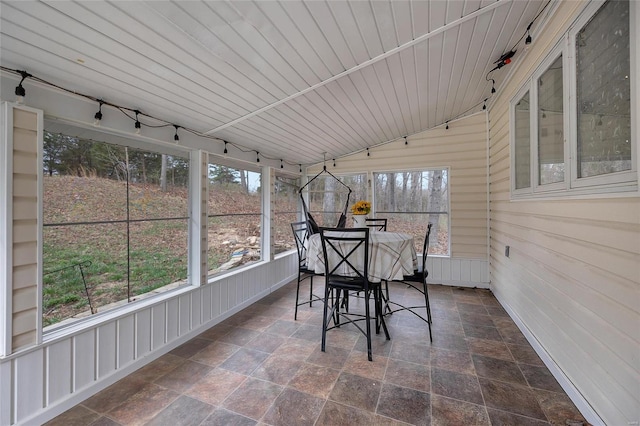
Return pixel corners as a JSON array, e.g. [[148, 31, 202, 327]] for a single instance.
[[256, 152, 260, 163], [404, 136, 408, 145], [14, 70, 30, 103], [280, 159, 284, 169], [134, 110, 141, 134], [299, 164, 302, 173], [491, 79, 496, 94], [525, 22, 533, 45], [367, 148, 370, 157], [446, 121, 449, 130], [173, 125, 180, 141], [223, 141, 228, 154], [333, 158, 336, 167], [94, 100, 104, 126], [483, 98, 487, 110]]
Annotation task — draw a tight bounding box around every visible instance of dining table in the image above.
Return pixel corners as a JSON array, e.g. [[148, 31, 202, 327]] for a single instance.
[[307, 230, 417, 283]]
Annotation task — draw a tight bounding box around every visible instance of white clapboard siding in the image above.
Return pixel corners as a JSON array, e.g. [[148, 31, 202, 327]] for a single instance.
[[487, 1, 640, 424], [1, 253, 297, 425]]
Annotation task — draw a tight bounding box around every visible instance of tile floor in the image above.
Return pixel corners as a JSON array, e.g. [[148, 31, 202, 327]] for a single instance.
[[47, 280, 589, 425]]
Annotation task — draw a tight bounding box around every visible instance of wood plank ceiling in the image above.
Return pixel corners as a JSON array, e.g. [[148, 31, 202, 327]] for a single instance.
[[0, 0, 547, 167]]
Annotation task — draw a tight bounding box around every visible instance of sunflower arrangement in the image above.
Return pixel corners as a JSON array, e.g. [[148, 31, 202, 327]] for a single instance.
[[350, 200, 371, 215]]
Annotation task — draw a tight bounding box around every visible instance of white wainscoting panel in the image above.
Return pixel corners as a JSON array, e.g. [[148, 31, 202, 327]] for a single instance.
[[0, 253, 298, 425], [425, 257, 489, 288]]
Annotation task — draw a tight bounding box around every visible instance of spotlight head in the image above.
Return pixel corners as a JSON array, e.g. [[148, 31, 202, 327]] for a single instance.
[[223, 142, 228, 154], [15, 84, 25, 97], [525, 34, 532, 45], [445, 122, 449, 130], [94, 110, 103, 121]]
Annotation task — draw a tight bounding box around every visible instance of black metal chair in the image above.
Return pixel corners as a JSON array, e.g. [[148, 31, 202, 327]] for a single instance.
[[291, 221, 323, 320], [386, 223, 433, 342], [365, 218, 387, 231], [319, 227, 389, 361]]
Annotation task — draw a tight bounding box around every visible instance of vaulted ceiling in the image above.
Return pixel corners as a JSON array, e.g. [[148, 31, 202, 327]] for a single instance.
[[0, 0, 548, 166]]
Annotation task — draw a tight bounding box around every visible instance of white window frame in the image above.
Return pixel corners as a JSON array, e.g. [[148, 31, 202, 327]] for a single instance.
[[511, 0, 638, 199]]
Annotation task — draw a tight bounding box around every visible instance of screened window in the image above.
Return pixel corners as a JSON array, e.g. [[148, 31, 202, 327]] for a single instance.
[[42, 131, 189, 327], [273, 175, 300, 255], [373, 170, 449, 256], [510, 0, 636, 198], [538, 55, 564, 185], [207, 162, 261, 275], [514, 91, 531, 190], [305, 173, 367, 227], [576, 0, 631, 178]]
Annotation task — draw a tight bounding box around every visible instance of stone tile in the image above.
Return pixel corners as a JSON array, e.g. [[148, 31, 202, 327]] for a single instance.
[[384, 359, 430, 392], [485, 306, 510, 317], [431, 395, 490, 426], [520, 363, 564, 392], [498, 325, 530, 345], [456, 302, 489, 315], [154, 359, 213, 392], [472, 354, 527, 386], [343, 351, 388, 380], [190, 341, 240, 366], [509, 343, 545, 366], [462, 323, 503, 341], [329, 372, 381, 412], [130, 353, 186, 382], [460, 311, 495, 327], [251, 354, 303, 385], [479, 378, 547, 421], [325, 328, 360, 350], [146, 395, 214, 426], [83, 376, 148, 413], [218, 327, 262, 346], [222, 378, 283, 420], [184, 368, 247, 406], [388, 340, 430, 365], [262, 388, 325, 426], [468, 338, 514, 361], [271, 337, 318, 361], [219, 348, 270, 375], [315, 401, 378, 425], [288, 363, 341, 398], [291, 323, 322, 342], [430, 319, 465, 335], [431, 367, 483, 405], [198, 324, 233, 341], [169, 338, 212, 358], [486, 408, 550, 426], [263, 319, 301, 337], [306, 344, 350, 369], [201, 408, 257, 426], [238, 314, 278, 331], [430, 348, 475, 375], [430, 331, 469, 352], [106, 382, 179, 425], [244, 332, 286, 353], [534, 389, 588, 426], [87, 417, 121, 426], [376, 383, 430, 425], [44, 405, 101, 426]]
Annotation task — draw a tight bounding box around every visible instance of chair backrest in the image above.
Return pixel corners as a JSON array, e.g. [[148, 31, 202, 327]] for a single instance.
[[319, 227, 370, 289], [365, 218, 387, 231], [291, 221, 310, 267], [421, 223, 433, 279]]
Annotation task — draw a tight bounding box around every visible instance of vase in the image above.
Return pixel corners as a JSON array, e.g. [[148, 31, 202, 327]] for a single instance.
[[352, 215, 367, 228]]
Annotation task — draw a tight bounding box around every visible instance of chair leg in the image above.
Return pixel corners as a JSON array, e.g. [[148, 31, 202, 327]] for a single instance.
[[383, 280, 391, 314], [423, 280, 433, 342], [308, 275, 314, 307], [375, 286, 390, 340], [364, 289, 372, 361], [321, 284, 332, 353], [294, 272, 302, 320]]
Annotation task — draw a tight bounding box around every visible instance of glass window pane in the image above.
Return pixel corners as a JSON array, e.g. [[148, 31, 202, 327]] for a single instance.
[[538, 55, 565, 185], [514, 91, 531, 189], [577, 0, 631, 178]]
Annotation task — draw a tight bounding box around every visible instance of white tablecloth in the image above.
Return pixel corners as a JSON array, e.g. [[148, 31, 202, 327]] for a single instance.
[[307, 231, 417, 282]]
